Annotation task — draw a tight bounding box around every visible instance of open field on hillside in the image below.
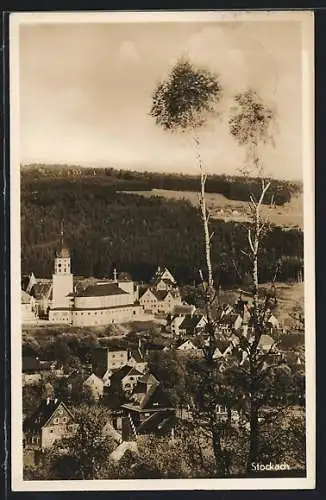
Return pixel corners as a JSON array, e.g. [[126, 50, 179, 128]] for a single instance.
[[219, 281, 304, 328], [121, 189, 303, 229]]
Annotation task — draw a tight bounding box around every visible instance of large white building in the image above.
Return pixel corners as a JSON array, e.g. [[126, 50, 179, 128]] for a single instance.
[[43, 235, 147, 326]]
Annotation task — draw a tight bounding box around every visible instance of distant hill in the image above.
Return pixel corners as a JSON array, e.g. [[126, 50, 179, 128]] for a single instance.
[[21, 163, 302, 207], [21, 164, 303, 285]]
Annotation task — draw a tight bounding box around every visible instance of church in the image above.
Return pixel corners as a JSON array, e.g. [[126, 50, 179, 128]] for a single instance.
[[25, 227, 148, 326]]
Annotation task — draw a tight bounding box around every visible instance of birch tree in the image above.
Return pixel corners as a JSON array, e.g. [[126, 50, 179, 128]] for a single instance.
[[228, 89, 284, 472], [150, 58, 222, 335]]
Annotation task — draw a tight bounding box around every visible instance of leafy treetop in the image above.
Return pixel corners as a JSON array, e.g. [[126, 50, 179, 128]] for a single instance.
[[150, 59, 222, 132]]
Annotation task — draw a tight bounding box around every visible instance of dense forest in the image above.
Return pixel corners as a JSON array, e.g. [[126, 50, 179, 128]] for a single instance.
[[21, 167, 303, 286], [22, 164, 302, 205]]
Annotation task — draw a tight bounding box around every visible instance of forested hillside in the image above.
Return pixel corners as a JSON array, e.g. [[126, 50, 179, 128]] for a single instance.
[[21, 166, 303, 285]]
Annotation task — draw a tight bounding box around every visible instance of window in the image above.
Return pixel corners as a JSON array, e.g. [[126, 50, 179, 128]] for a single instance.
[[62, 417, 67, 423], [53, 418, 59, 424]]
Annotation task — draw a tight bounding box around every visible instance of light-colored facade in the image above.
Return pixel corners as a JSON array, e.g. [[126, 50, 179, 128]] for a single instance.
[[24, 400, 77, 451], [46, 238, 149, 326], [92, 347, 129, 376], [82, 373, 104, 400]]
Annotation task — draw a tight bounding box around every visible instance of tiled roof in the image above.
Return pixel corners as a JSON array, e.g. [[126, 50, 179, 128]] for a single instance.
[[152, 290, 170, 301], [129, 348, 143, 363], [110, 365, 133, 384], [136, 409, 176, 435], [126, 367, 143, 377], [215, 338, 232, 355], [76, 283, 128, 297], [140, 383, 172, 410], [179, 315, 205, 331], [139, 373, 159, 386]]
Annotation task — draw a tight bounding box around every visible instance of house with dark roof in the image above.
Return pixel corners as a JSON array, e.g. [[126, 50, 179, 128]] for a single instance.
[[212, 338, 234, 359], [121, 382, 175, 439], [29, 280, 53, 318], [176, 339, 199, 353], [23, 398, 77, 450], [128, 347, 148, 373], [110, 365, 144, 394], [178, 314, 208, 336], [22, 357, 64, 385]]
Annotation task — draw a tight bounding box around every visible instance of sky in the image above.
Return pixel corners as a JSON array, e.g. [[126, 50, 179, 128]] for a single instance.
[[19, 18, 304, 180]]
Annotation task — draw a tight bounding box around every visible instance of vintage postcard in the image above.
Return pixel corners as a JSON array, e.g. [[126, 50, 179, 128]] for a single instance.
[[10, 10, 315, 491]]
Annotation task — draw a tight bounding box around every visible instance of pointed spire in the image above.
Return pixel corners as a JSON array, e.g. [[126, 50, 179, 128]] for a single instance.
[[60, 219, 64, 249]]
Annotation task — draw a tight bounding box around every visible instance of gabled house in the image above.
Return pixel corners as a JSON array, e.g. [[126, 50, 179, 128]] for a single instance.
[[212, 339, 234, 359], [29, 279, 53, 318], [139, 266, 183, 315], [150, 266, 177, 291], [167, 314, 186, 336], [92, 347, 129, 378], [110, 365, 144, 394], [179, 314, 208, 336], [139, 288, 158, 313], [23, 398, 77, 450], [128, 347, 148, 373], [22, 357, 64, 385], [176, 339, 199, 352], [121, 381, 175, 439], [22, 357, 43, 385], [82, 373, 104, 401]]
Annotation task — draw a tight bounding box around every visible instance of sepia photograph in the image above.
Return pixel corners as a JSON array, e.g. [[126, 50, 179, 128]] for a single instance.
[[10, 10, 315, 491]]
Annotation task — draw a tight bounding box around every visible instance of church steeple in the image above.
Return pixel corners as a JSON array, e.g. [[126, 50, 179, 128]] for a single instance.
[[54, 220, 71, 274], [55, 219, 70, 260]]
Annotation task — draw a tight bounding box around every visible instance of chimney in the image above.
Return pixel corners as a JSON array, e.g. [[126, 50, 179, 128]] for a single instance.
[[113, 268, 117, 282]]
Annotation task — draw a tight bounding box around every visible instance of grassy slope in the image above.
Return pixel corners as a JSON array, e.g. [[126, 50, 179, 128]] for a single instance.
[[120, 189, 303, 229]]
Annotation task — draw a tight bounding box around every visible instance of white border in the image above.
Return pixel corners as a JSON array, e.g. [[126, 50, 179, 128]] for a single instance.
[[10, 10, 315, 491]]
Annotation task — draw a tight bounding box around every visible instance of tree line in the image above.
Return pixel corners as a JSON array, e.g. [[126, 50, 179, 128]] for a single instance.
[[22, 164, 301, 206]]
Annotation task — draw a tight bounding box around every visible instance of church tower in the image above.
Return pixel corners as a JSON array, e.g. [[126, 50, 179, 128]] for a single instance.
[[52, 221, 73, 309]]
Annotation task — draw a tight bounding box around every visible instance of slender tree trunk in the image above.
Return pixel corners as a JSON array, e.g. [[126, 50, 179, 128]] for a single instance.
[[193, 134, 214, 293], [247, 400, 259, 474]]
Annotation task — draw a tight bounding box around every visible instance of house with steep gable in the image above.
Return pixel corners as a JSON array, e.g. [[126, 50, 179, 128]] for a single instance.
[[23, 398, 77, 450], [82, 373, 104, 401]]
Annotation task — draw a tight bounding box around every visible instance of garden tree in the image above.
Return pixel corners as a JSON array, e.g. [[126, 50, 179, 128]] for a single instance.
[[112, 424, 217, 479], [150, 58, 222, 326], [148, 350, 187, 409], [50, 404, 115, 479], [183, 354, 245, 476]]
